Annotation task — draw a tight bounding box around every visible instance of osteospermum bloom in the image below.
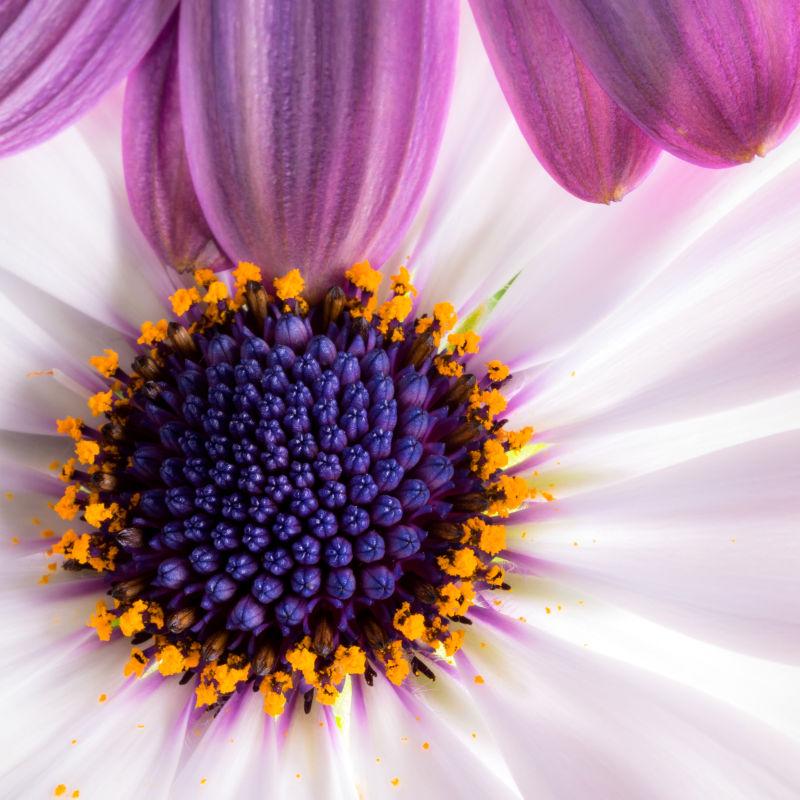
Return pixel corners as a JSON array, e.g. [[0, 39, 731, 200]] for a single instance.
[[2, 0, 800, 204], [1, 12, 800, 800]]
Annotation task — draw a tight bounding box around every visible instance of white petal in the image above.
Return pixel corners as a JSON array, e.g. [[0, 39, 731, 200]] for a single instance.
[[509, 431, 800, 661], [348, 675, 519, 799], [0, 87, 178, 343], [478, 125, 800, 372], [457, 615, 800, 799]]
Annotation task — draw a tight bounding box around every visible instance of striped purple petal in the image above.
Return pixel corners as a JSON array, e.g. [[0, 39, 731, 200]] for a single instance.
[[123, 10, 230, 273], [0, 0, 177, 157], [546, 0, 800, 167], [470, 0, 660, 203], [178, 0, 458, 299]]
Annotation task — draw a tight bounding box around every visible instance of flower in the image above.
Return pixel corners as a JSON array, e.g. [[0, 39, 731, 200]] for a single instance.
[[1, 12, 799, 794], [2, 0, 800, 208]]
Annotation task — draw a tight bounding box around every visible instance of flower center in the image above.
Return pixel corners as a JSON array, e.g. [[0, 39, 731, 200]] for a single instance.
[[51, 262, 533, 716]]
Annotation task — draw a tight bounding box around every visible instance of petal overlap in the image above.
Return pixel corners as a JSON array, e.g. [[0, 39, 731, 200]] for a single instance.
[[123, 11, 230, 273], [0, 0, 177, 156], [470, 0, 660, 203], [179, 0, 459, 298], [546, 0, 800, 166]]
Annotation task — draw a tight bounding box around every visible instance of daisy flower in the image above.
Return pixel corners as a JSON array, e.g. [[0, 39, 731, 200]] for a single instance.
[[2, 0, 800, 202], [1, 7, 799, 800]]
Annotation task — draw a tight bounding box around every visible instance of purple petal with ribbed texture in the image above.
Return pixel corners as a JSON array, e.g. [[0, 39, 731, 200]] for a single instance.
[[123, 10, 230, 273], [179, 0, 458, 299], [470, 0, 660, 203], [0, 0, 177, 157], [546, 0, 800, 167]]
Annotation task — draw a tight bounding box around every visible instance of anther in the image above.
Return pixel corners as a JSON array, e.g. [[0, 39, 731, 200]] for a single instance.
[[448, 615, 472, 625], [448, 420, 481, 448], [201, 631, 229, 664], [115, 527, 144, 549], [358, 612, 387, 651], [303, 688, 314, 714], [311, 611, 336, 659], [451, 492, 489, 513], [91, 471, 119, 492], [442, 374, 476, 407], [322, 286, 345, 329], [132, 355, 161, 381], [244, 281, 269, 329], [179, 670, 195, 685], [429, 521, 462, 541], [130, 631, 152, 646], [252, 634, 280, 676], [100, 422, 125, 442], [166, 321, 198, 357], [352, 316, 370, 341], [400, 574, 438, 604], [407, 332, 435, 369], [411, 657, 436, 681], [364, 664, 377, 686], [110, 577, 147, 601], [166, 607, 197, 634]]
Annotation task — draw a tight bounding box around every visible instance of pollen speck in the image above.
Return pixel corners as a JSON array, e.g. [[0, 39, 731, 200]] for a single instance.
[[422, 742, 430, 750], [473, 675, 484, 685], [98, 693, 107, 703], [391, 778, 400, 787], [200, 778, 207, 785], [54, 787, 66, 797]]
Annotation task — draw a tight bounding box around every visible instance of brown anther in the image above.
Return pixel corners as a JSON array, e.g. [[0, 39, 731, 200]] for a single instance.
[[358, 612, 387, 651], [244, 281, 268, 328], [201, 631, 229, 664], [322, 286, 346, 329], [252, 637, 280, 676], [364, 663, 377, 687], [429, 521, 461, 541], [303, 688, 315, 714], [100, 422, 125, 442], [62, 559, 92, 572], [142, 381, 162, 401], [352, 315, 370, 341], [407, 332, 435, 369], [130, 631, 152, 646], [448, 420, 481, 448], [166, 321, 198, 357], [411, 657, 436, 681], [401, 573, 438, 604], [132, 355, 161, 381], [442, 374, 476, 407], [115, 527, 144, 549], [110, 577, 147, 601], [92, 471, 118, 492], [452, 492, 489, 513], [448, 615, 473, 625], [166, 607, 197, 634], [311, 613, 335, 659]]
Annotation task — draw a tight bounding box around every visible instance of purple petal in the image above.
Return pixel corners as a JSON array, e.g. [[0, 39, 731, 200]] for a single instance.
[[179, 0, 459, 299], [0, 0, 177, 156], [546, 0, 800, 167], [123, 10, 230, 272], [470, 0, 660, 202]]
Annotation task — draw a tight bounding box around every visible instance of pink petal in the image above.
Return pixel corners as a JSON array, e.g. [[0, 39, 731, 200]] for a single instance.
[[123, 10, 230, 274], [547, 0, 800, 166], [178, 0, 458, 299], [469, 0, 660, 202], [0, 0, 177, 156]]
